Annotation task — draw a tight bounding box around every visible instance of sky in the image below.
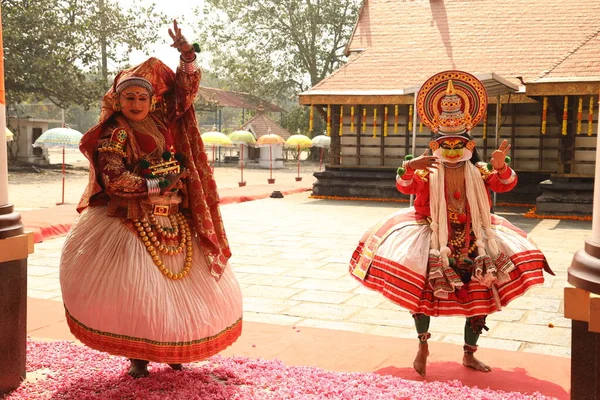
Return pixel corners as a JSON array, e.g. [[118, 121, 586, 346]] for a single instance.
[[119, 0, 205, 70]]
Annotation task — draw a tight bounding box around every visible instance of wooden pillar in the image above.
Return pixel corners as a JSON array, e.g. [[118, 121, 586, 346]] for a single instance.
[[564, 286, 600, 399], [483, 105, 489, 161], [404, 105, 411, 155], [357, 105, 362, 166], [331, 105, 341, 166], [379, 106, 385, 166], [539, 100, 544, 171], [0, 208, 33, 394], [556, 96, 575, 174], [510, 104, 516, 165], [569, 99, 578, 175]]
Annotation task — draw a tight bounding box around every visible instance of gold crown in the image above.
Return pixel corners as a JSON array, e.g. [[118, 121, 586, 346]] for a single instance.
[[436, 80, 471, 135]]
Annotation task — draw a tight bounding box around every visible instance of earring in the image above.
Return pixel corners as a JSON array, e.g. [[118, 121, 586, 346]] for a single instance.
[[150, 97, 157, 113], [112, 102, 121, 112]]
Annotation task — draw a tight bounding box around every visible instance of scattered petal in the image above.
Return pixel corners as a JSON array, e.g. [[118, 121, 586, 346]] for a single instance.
[[5, 339, 557, 400]]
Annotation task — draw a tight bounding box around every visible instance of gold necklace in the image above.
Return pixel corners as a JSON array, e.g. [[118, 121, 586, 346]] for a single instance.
[[133, 212, 193, 280]]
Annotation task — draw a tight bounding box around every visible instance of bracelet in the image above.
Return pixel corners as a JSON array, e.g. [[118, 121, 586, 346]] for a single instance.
[[146, 178, 160, 196], [180, 55, 198, 74], [397, 160, 415, 177]]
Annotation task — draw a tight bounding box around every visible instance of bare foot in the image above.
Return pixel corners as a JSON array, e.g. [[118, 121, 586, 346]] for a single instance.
[[168, 363, 184, 371], [413, 342, 429, 377], [128, 359, 150, 378], [463, 352, 491, 372]]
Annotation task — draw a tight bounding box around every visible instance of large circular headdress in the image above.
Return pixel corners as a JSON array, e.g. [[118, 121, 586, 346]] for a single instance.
[[416, 70, 487, 135]]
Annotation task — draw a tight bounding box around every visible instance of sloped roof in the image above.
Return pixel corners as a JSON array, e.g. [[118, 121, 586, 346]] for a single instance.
[[240, 112, 293, 140], [301, 0, 600, 99], [197, 87, 285, 112], [538, 30, 600, 81]]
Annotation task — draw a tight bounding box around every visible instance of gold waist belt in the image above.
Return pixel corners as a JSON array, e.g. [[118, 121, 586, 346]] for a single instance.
[[151, 204, 179, 216], [140, 202, 179, 217]]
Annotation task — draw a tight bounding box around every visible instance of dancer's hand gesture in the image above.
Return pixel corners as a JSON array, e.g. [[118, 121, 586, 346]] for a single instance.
[[161, 169, 189, 194], [407, 149, 439, 172], [168, 20, 194, 58], [491, 140, 511, 171]]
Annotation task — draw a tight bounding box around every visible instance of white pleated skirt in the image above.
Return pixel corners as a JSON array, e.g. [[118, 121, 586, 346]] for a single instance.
[[60, 206, 243, 363]]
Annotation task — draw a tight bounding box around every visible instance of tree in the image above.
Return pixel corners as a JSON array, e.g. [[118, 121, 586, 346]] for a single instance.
[[197, 0, 360, 101], [2, 0, 168, 109]]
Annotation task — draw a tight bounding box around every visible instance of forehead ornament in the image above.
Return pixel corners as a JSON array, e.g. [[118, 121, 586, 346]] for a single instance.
[[115, 77, 153, 95]]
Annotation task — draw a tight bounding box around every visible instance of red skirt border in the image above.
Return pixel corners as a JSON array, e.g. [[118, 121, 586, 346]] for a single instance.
[[350, 246, 546, 317], [66, 307, 242, 363]]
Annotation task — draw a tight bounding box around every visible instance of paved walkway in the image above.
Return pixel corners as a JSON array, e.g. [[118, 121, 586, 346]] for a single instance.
[[26, 192, 587, 359]]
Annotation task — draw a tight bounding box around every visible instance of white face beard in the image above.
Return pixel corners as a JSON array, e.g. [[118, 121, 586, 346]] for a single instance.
[[433, 147, 473, 164]]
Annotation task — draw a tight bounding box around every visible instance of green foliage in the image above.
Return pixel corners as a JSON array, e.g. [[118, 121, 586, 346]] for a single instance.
[[2, 0, 168, 109], [197, 0, 360, 101], [282, 105, 309, 137]]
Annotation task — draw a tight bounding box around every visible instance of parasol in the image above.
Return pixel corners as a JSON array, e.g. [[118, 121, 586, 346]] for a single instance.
[[201, 128, 233, 171], [256, 130, 284, 184], [33, 127, 83, 205], [311, 135, 331, 171], [285, 134, 312, 181], [228, 130, 256, 187]]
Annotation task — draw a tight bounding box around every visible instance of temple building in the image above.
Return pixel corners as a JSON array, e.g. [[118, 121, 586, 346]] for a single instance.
[[299, 0, 600, 215]]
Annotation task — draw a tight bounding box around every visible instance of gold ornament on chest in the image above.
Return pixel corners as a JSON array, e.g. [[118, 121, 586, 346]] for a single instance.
[[133, 212, 193, 280]]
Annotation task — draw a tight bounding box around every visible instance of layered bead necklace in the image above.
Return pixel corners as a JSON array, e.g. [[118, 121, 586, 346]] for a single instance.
[[445, 162, 476, 261], [133, 212, 193, 280]]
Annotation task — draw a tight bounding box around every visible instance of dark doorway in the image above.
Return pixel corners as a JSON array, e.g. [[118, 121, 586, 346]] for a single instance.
[[32, 127, 43, 156]]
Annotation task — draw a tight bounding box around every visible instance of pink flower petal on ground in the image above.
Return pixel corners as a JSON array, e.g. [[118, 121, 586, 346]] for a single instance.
[[4, 339, 558, 400]]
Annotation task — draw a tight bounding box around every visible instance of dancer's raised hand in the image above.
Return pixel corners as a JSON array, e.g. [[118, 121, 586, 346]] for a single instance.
[[491, 140, 511, 171], [168, 20, 194, 59], [407, 149, 439, 172]]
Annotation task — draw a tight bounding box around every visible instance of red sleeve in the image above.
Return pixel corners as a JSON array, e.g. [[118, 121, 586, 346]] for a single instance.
[[174, 58, 201, 120], [485, 166, 518, 193], [98, 151, 148, 198], [396, 170, 427, 195]]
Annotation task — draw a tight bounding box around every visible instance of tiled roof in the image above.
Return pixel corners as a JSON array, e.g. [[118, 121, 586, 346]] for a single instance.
[[538, 30, 600, 80], [240, 112, 293, 140], [197, 87, 285, 112], [304, 0, 600, 95]]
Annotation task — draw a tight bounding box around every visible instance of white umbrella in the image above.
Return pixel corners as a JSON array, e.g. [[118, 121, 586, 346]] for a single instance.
[[311, 135, 331, 171], [33, 127, 83, 205], [228, 130, 256, 186]]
